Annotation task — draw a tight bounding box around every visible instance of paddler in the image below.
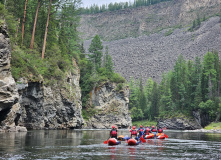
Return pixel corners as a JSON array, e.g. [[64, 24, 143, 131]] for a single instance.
[[129, 126, 138, 140], [110, 125, 118, 139], [157, 128, 164, 137], [144, 126, 150, 135], [151, 125, 157, 137], [138, 125, 144, 138]]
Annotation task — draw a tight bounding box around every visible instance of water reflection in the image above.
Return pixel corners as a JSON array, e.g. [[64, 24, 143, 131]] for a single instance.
[[0, 130, 221, 159]]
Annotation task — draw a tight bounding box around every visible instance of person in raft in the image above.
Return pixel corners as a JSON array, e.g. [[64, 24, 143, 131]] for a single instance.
[[144, 126, 151, 136], [151, 125, 157, 137], [129, 126, 138, 140], [110, 126, 118, 139], [157, 128, 164, 137], [138, 125, 144, 138]]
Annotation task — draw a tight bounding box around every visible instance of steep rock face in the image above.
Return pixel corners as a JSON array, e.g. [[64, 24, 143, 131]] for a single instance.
[[157, 117, 202, 130], [84, 82, 132, 129], [0, 24, 22, 130], [17, 60, 84, 129]]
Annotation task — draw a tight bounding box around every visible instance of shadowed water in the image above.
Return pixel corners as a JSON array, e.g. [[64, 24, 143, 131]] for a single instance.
[[0, 129, 221, 159]]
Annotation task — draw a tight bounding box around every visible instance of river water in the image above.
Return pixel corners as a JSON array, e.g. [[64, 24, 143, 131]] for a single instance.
[[0, 129, 221, 160]]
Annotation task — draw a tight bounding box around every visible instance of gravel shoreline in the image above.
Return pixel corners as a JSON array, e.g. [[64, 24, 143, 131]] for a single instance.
[[183, 129, 221, 133]]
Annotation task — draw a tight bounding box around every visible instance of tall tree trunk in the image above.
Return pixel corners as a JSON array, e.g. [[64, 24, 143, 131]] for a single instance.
[[21, 0, 28, 45], [42, 0, 51, 59], [4, 0, 6, 8], [208, 74, 213, 98], [30, 0, 40, 49], [15, 18, 20, 39]]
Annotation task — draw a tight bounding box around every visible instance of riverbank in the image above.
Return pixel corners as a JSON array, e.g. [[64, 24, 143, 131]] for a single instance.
[[183, 129, 221, 133], [184, 122, 221, 133]]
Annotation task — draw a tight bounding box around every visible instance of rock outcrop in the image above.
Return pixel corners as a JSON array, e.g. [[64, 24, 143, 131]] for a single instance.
[[84, 82, 132, 129], [157, 116, 202, 130], [16, 60, 84, 129], [0, 24, 25, 132], [0, 23, 83, 130]]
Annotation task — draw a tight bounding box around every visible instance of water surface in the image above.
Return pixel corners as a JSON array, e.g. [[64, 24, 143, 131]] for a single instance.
[[0, 129, 221, 159]]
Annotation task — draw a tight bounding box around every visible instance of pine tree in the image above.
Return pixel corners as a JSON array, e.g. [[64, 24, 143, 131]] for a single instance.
[[88, 35, 103, 71], [103, 46, 114, 75]]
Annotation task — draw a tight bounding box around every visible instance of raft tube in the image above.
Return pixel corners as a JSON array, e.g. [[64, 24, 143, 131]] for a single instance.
[[157, 135, 165, 139], [127, 139, 140, 145], [145, 135, 153, 139], [108, 138, 120, 145]]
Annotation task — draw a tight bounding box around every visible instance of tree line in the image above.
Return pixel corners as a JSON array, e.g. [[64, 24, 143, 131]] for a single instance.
[[81, 0, 172, 14], [129, 51, 221, 125], [0, 0, 84, 83], [0, 1, 125, 117]]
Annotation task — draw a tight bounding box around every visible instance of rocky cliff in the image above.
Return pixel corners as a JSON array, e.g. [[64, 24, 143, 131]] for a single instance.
[[0, 24, 26, 132], [16, 60, 84, 129], [0, 23, 84, 130], [80, 0, 221, 83], [84, 82, 132, 129]]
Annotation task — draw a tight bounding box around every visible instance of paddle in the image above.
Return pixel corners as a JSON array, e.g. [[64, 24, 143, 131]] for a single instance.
[[103, 136, 110, 144], [164, 134, 168, 138], [140, 137, 146, 143]]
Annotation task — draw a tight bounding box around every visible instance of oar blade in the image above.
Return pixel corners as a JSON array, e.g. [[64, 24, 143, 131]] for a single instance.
[[164, 134, 168, 138], [103, 140, 108, 144], [140, 137, 146, 143]]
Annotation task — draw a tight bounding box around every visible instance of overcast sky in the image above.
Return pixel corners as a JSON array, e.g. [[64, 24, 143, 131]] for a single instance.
[[81, 0, 130, 7]]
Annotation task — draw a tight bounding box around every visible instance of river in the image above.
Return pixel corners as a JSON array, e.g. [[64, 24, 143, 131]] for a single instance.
[[0, 129, 221, 160]]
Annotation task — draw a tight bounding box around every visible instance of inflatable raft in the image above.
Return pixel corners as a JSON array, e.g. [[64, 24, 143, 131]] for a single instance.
[[157, 133, 166, 139], [108, 138, 121, 145], [145, 133, 156, 139], [157, 135, 165, 139], [127, 139, 140, 145]]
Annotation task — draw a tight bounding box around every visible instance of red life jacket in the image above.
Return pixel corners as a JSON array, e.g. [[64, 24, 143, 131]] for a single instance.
[[145, 129, 150, 135], [152, 129, 157, 132], [131, 130, 137, 136], [139, 128, 144, 132], [110, 130, 117, 137]]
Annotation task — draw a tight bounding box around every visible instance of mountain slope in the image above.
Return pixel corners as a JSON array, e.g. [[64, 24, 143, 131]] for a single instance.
[[79, 0, 221, 41], [79, 0, 221, 82]]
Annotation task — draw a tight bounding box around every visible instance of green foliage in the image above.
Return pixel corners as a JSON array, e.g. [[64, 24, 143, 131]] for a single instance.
[[129, 51, 221, 123], [1, 0, 83, 86], [164, 29, 173, 36], [79, 35, 126, 109], [0, 3, 16, 40], [204, 122, 221, 130], [132, 120, 157, 127], [116, 83, 123, 92], [188, 15, 201, 32], [88, 35, 103, 71], [81, 107, 98, 120], [131, 107, 144, 121], [80, 0, 173, 14], [109, 73, 126, 83]]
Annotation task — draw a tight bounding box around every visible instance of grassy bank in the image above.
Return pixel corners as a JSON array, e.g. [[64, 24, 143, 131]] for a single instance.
[[132, 120, 157, 128], [204, 122, 221, 130]]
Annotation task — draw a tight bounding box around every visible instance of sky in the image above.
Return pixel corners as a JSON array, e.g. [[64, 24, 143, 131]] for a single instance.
[[81, 0, 130, 7]]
